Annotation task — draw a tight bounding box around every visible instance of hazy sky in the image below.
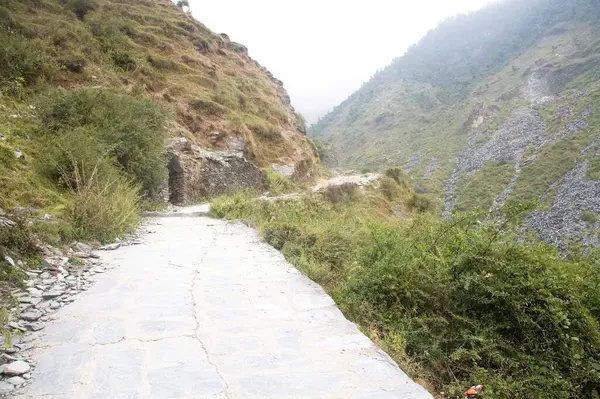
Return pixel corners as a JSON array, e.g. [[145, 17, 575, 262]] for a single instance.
[[189, 0, 492, 123]]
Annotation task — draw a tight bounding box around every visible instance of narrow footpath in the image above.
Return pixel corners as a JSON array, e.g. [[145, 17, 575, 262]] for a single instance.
[[16, 207, 432, 399]]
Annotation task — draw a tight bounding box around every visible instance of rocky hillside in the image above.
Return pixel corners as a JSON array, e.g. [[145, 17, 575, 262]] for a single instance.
[[309, 0, 600, 249]]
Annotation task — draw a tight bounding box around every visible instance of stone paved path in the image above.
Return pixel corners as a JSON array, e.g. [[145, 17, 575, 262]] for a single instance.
[[17, 210, 432, 399]]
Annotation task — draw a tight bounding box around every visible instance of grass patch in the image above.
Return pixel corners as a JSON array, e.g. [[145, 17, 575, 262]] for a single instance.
[[69, 171, 139, 242], [586, 155, 600, 180], [456, 162, 516, 211], [581, 210, 597, 225], [511, 132, 591, 204], [263, 168, 297, 196]]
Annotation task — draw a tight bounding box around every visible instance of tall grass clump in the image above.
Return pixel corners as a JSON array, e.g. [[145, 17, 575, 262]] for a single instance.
[[69, 168, 139, 242], [263, 168, 297, 196]]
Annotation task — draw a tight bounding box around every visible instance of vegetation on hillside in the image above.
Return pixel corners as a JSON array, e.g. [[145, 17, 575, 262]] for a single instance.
[[309, 0, 600, 220], [211, 184, 600, 399]]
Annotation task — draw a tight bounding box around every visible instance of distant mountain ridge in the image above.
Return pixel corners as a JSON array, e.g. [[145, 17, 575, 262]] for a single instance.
[[309, 0, 600, 248]]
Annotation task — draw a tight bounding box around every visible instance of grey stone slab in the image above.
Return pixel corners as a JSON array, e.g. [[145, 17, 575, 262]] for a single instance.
[[17, 210, 433, 399], [25, 343, 94, 396]]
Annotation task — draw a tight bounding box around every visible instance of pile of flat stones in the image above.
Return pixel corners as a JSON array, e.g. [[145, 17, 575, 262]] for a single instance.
[[0, 241, 122, 395]]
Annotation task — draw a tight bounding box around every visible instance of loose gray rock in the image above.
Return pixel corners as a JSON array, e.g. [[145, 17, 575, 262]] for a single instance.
[[39, 271, 51, 279], [99, 243, 121, 251], [71, 242, 92, 253], [27, 322, 44, 331], [7, 376, 25, 386], [42, 290, 65, 299], [71, 252, 92, 259], [0, 217, 15, 228], [2, 360, 31, 375], [7, 322, 26, 332], [21, 311, 42, 322], [3, 256, 15, 267], [0, 381, 13, 394]]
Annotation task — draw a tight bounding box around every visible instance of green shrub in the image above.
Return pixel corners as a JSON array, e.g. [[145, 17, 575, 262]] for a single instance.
[[37, 88, 167, 194], [0, 218, 37, 256], [0, 32, 53, 87], [110, 51, 137, 72], [312, 139, 328, 161], [384, 167, 408, 185], [36, 127, 115, 189], [408, 193, 437, 213], [342, 212, 600, 398], [69, 172, 139, 242], [88, 16, 137, 71]]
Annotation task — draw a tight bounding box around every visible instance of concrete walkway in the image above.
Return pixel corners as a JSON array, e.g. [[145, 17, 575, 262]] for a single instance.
[[17, 211, 432, 399]]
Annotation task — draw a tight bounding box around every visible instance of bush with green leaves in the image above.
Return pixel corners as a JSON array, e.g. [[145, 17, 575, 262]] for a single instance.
[[0, 31, 54, 89], [409, 193, 437, 213], [36, 88, 167, 195], [342, 210, 600, 398]]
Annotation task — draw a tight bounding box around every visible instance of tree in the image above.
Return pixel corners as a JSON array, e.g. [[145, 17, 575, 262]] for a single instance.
[[176, 0, 189, 10]]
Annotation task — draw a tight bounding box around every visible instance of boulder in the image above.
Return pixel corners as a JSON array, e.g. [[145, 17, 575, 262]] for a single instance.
[[71, 242, 92, 254], [166, 138, 266, 205], [2, 361, 30, 376]]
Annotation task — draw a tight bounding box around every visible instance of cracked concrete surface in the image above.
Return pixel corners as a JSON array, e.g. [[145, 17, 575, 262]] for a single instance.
[[16, 211, 432, 399]]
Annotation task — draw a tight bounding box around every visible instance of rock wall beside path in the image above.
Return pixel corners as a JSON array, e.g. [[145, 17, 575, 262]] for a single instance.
[[166, 138, 267, 205]]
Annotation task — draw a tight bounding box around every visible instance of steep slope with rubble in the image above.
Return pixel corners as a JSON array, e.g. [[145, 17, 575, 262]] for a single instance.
[[309, 0, 600, 248]]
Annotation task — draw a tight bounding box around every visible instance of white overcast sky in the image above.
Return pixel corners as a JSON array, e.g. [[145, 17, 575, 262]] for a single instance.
[[189, 0, 492, 123]]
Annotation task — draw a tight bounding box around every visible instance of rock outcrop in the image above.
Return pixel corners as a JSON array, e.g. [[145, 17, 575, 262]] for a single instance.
[[166, 138, 266, 204]]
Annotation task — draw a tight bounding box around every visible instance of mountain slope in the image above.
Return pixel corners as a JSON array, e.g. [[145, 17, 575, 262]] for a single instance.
[[0, 0, 316, 205], [309, 0, 600, 248], [0, 0, 317, 295]]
